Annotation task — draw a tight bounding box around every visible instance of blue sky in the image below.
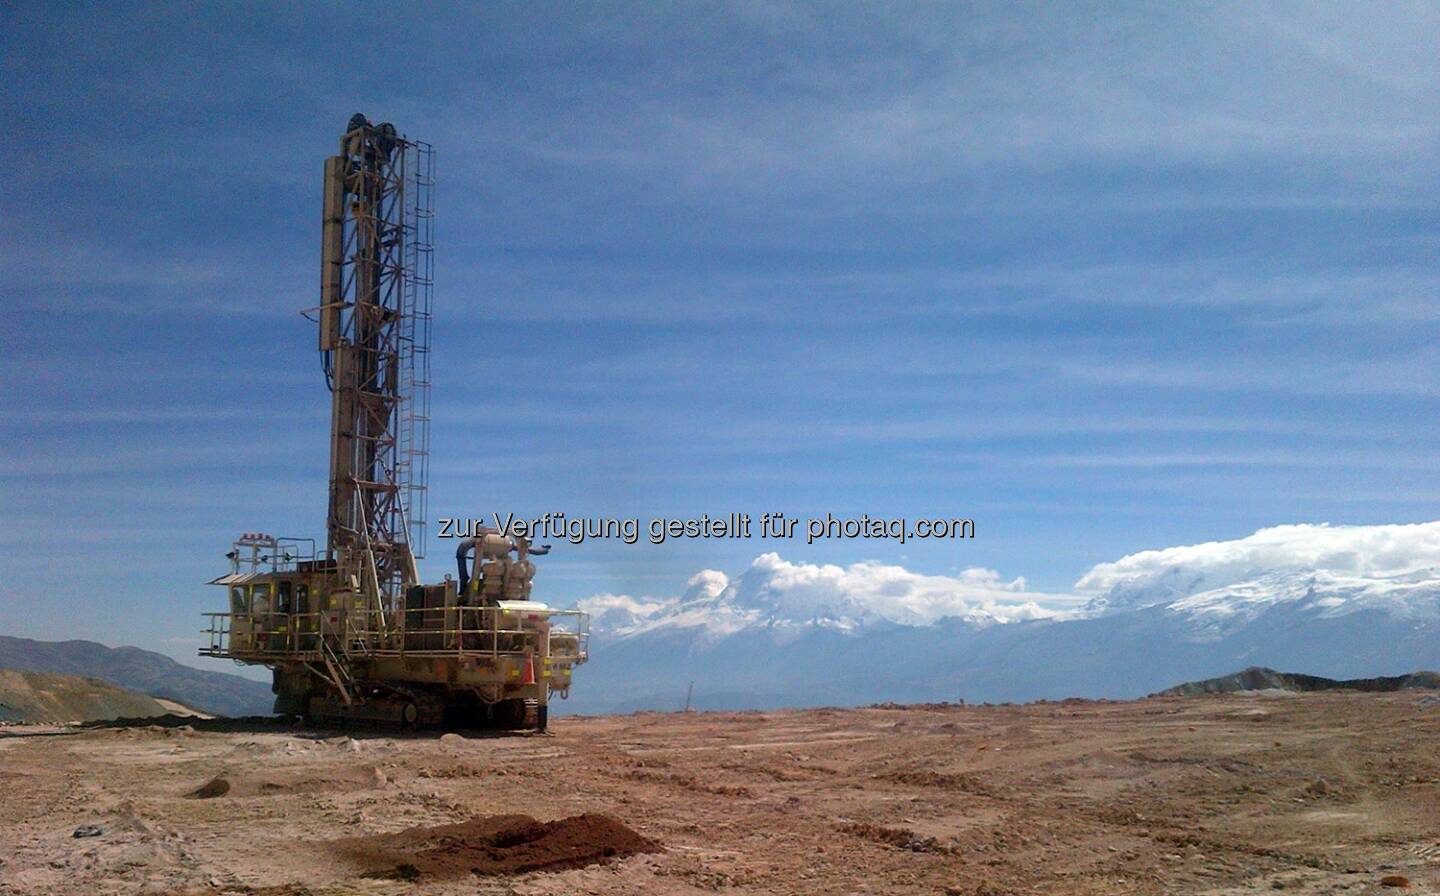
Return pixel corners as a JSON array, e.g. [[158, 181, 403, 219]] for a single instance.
[[2, 2, 1438, 668]]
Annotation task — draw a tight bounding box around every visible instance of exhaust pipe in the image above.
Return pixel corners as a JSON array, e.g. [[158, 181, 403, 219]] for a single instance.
[[455, 537, 477, 595]]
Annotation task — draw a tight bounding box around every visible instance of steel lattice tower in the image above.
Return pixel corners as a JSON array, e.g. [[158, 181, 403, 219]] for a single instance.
[[318, 114, 433, 629]]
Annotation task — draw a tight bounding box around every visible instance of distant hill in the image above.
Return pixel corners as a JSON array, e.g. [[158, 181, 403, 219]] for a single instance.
[[0, 636, 273, 717], [1156, 666, 1440, 696], [0, 669, 179, 723]]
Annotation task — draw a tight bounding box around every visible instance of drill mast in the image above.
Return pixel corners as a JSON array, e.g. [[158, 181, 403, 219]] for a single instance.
[[318, 114, 434, 623]]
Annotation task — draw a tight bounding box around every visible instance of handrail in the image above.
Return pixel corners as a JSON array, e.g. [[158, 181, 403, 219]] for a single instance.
[[200, 606, 589, 662], [355, 499, 389, 637]]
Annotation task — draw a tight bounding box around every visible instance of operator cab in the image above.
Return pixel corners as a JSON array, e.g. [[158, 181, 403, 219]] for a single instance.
[[206, 534, 324, 654]]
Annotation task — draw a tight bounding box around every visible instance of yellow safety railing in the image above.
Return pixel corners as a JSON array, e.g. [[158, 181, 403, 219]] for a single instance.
[[201, 606, 588, 662]]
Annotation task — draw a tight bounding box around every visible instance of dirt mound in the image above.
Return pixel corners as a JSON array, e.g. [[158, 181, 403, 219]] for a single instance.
[[188, 776, 230, 799], [87, 713, 291, 732], [836, 821, 947, 853], [339, 813, 658, 878], [880, 769, 994, 795], [185, 764, 386, 798]]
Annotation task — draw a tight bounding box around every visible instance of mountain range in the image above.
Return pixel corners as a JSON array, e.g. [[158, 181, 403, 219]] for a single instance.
[[561, 521, 1440, 714], [0, 636, 273, 717]]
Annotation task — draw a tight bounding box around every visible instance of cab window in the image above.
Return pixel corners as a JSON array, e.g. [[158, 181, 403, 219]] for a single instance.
[[277, 581, 293, 614], [230, 585, 247, 615], [250, 583, 272, 615], [296, 583, 310, 614]]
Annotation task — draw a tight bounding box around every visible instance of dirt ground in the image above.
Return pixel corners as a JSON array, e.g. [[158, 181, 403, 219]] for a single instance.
[[1, 693, 1438, 895]]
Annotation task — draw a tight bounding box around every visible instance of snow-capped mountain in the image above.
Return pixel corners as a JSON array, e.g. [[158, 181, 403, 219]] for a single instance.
[[1146, 568, 1440, 635], [1071, 520, 1440, 638], [1076, 520, 1440, 615], [559, 522, 1440, 715], [584, 552, 1076, 643]]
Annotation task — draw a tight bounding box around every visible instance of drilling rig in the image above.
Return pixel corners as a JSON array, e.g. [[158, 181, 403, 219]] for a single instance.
[[200, 115, 588, 729]]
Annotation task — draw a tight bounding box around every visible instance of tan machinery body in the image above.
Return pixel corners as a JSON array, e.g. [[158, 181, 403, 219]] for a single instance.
[[202, 539, 587, 729]]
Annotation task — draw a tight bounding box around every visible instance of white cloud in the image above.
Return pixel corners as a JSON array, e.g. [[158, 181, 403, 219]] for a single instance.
[[682, 570, 730, 602], [1075, 521, 1440, 612], [735, 553, 1054, 627], [574, 592, 677, 633], [590, 551, 1077, 640]]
